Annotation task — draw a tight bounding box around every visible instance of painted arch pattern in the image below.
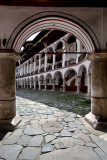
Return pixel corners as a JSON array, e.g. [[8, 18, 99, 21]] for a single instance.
[[13, 17, 95, 53]]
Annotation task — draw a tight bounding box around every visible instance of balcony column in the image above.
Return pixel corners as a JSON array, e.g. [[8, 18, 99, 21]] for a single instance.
[[44, 79, 47, 90], [52, 79, 55, 91], [62, 53, 66, 67], [76, 39, 81, 63], [21, 66, 22, 77], [25, 64, 26, 76], [27, 62, 29, 74], [39, 55, 41, 73], [30, 62, 32, 75], [33, 61, 36, 73], [44, 54, 47, 71], [63, 78, 66, 92], [23, 64, 25, 76], [85, 52, 107, 130], [77, 77, 81, 93], [20, 67, 22, 77], [26, 64, 27, 76], [0, 50, 21, 131], [52, 54, 55, 70], [22, 67, 23, 76], [87, 74, 91, 96]]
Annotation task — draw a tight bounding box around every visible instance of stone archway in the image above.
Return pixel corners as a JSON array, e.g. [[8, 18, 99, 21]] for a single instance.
[[64, 69, 77, 91], [78, 65, 87, 93], [45, 73, 53, 90], [3, 14, 107, 131], [39, 75, 45, 90], [53, 71, 63, 91], [12, 16, 95, 53]]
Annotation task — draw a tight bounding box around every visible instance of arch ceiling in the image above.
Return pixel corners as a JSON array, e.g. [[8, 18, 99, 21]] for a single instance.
[[13, 17, 95, 53]]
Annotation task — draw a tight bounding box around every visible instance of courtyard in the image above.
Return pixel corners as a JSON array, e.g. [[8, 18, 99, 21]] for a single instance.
[[0, 89, 107, 160]]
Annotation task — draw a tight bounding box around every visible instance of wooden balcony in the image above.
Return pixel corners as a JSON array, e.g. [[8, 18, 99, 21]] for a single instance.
[[46, 65, 52, 71], [40, 68, 44, 73], [65, 58, 76, 66], [78, 54, 86, 63], [54, 62, 62, 69]]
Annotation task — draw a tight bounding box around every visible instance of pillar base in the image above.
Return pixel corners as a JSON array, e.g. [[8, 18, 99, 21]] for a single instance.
[[51, 89, 54, 91], [85, 112, 107, 131], [0, 114, 21, 131]]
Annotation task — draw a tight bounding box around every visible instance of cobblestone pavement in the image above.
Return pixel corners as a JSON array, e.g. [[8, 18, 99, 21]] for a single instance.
[[0, 90, 107, 160]]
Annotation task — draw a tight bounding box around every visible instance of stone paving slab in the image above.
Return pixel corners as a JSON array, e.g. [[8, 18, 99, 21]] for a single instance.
[[0, 95, 107, 160], [39, 146, 101, 160], [18, 147, 41, 160], [0, 145, 23, 160]]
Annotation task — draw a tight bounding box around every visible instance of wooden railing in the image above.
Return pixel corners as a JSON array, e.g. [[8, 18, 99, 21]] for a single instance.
[[65, 58, 76, 66], [46, 65, 52, 71], [78, 54, 86, 63], [54, 62, 62, 69], [40, 68, 44, 73]]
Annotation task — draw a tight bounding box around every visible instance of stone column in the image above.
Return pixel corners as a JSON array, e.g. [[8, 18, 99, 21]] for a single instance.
[[44, 80, 47, 90], [87, 74, 91, 96], [52, 79, 55, 91], [27, 80, 28, 88], [24, 80, 25, 88], [33, 80, 35, 89], [85, 52, 107, 130], [52, 54, 55, 70], [30, 79, 32, 89], [34, 61, 36, 73], [39, 80, 41, 90], [77, 77, 81, 93], [0, 50, 21, 131], [63, 78, 66, 92]]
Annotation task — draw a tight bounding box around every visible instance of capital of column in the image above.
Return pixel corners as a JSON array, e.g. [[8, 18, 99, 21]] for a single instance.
[[0, 50, 20, 61]]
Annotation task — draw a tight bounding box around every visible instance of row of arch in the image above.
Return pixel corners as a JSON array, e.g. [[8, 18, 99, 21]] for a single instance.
[[17, 64, 91, 93]]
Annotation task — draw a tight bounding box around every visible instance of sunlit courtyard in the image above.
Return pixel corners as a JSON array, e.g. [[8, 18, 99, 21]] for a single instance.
[[16, 89, 91, 116]]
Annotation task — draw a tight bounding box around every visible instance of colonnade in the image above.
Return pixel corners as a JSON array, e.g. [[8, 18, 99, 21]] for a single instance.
[[17, 73, 91, 96]]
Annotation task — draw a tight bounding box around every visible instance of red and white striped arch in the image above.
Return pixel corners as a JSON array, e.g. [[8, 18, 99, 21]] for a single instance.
[[13, 17, 95, 53]]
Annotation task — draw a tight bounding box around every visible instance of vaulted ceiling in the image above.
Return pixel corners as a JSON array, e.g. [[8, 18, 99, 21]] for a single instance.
[[0, 0, 107, 7]]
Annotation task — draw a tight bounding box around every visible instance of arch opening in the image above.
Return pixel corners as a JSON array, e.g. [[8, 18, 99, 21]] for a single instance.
[[13, 16, 95, 54]]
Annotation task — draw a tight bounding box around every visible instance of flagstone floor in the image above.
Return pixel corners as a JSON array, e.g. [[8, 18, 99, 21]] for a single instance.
[[0, 89, 107, 160]]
